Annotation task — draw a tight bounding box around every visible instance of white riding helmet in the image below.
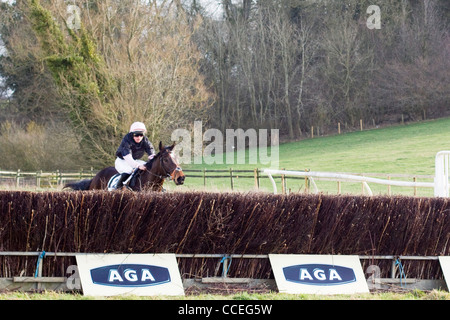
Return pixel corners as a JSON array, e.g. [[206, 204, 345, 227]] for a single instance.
[[129, 122, 147, 134]]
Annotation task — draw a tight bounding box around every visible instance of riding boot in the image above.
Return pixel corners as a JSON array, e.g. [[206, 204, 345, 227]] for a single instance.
[[116, 173, 130, 189]]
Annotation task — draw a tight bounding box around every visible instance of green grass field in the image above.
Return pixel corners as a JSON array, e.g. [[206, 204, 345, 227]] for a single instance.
[[1, 289, 449, 300], [1, 117, 448, 195], [167, 117, 450, 196]]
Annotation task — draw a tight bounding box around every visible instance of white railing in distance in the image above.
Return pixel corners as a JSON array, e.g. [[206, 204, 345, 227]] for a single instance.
[[434, 151, 450, 197], [264, 151, 449, 197]]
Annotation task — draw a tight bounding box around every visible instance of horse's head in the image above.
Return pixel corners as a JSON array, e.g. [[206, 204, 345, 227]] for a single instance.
[[153, 141, 185, 185]]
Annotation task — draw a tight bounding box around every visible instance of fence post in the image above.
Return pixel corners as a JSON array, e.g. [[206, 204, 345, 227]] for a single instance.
[[413, 177, 417, 196], [229, 168, 234, 190], [387, 176, 391, 195], [203, 168, 207, 187], [36, 171, 41, 189], [16, 169, 20, 188], [56, 169, 61, 186], [254, 168, 259, 189], [51, 171, 56, 187], [305, 169, 309, 194]]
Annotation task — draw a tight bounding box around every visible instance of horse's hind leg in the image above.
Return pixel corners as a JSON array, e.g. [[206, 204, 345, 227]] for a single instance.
[[88, 176, 106, 190], [88, 167, 118, 190]]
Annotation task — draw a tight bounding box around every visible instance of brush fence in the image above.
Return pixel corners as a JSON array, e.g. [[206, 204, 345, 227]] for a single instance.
[[0, 190, 449, 285]]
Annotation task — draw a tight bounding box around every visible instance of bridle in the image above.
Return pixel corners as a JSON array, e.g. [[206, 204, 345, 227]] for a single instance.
[[123, 146, 183, 191], [147, 150, 182, 181]]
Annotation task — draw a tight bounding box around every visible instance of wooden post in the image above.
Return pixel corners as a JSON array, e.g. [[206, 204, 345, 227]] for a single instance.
[[281, 168, 286, 194], [387, 176, 391, 195], [338, 122, 341, 134], [203, 168, 207, 187], [413, 177, 417, 196], [57, 169, 61, 186], [337, 181, 341, 194], [229, 168, 234, 190], [360, 119, 363, 131], [311, 126, 314, 138], [254, 168, 259, 189]]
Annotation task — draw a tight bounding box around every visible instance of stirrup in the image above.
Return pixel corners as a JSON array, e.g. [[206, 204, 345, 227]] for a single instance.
[[123, 168, 137, 184], [123, 168, 139, 188], [115, 173, 129, 189]]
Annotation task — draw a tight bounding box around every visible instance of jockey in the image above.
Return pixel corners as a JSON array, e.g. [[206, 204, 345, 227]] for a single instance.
[[114, 122, 155, 188]]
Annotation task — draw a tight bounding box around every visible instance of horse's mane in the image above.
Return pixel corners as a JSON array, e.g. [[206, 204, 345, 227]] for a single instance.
[[144, 145, 172, 171], [144, 156, 156, 171]]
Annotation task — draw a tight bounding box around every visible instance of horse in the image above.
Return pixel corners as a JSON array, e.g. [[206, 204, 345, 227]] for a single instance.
[[64, 142, 185, 192]]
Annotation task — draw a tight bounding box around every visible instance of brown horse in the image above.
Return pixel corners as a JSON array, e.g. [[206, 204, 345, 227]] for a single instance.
[[64, 142, 185, 192]]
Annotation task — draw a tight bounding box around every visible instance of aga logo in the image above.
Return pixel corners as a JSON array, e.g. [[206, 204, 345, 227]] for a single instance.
[[90, 264, 171, 287], [283, 264, 356, 286]]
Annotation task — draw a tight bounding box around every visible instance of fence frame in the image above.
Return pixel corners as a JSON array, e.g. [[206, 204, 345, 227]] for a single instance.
[[0, 168, 97, 188], [435, 151, 450, 197], [264, 169, 435, 196], [0, 164, 445, 197], [264, 151, 450, 196], [0, 251, 444, 280], [0, 251, 446, 292]]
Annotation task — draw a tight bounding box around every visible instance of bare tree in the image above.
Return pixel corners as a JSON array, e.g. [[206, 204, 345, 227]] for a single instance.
[[3, 0, 212, 166], [371, 0, 450, 121], [0, 0, 62, 121]]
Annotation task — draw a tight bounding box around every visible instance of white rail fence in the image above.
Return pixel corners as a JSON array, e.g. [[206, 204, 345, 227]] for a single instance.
[[265, 151, 450, 197], [435, 151, 450, 197]]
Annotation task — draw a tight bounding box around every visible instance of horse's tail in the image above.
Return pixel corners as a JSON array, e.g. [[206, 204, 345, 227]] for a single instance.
[[63, 179, 92, 190]]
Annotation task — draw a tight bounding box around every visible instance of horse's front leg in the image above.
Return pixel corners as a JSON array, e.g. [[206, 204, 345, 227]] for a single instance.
[[151, 180, 165, 192]]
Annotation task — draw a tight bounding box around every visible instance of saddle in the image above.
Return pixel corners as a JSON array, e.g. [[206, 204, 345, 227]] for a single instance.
[[107, 158, 154, 191], [107, 169, 140, 191]]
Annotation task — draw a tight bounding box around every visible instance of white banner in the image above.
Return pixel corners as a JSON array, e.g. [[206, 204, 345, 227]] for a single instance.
[[438, 256, 450, 290], [75, 253, 184, 296], [269, 254, 369, 295]]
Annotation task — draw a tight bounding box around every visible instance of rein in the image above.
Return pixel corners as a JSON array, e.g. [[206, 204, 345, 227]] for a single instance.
[[147, 152, 181, 181]]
